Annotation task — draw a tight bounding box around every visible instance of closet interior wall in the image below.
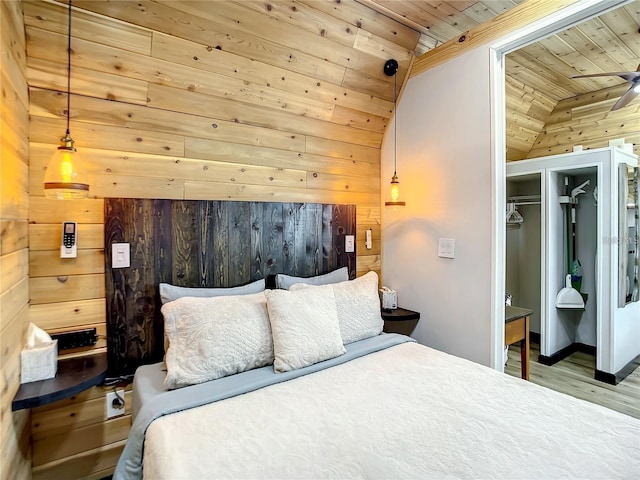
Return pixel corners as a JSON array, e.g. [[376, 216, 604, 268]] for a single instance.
[[546, 168, 598, 351], [506, 178, 542, 335]]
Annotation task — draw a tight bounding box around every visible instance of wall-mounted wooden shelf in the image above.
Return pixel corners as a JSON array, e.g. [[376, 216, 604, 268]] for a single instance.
[[381, 307, 420, 336], [12, 352, 107, 411]]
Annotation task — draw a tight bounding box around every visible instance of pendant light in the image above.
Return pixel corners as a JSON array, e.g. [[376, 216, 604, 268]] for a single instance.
[[44, 0, 89, 199], [384, 59, 405, 207]]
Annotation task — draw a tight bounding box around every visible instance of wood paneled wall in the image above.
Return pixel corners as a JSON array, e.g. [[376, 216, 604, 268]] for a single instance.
[[24, 1, 395, 477], [25, 0, 386, 271], [1, 1, 32, 478], [28, 195, 117, 479], [30, 384, 132, 480]]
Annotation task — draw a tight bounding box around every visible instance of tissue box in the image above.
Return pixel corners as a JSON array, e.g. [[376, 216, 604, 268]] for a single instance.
[[21, 340, 58, 384], [379, 288, 398, 310]]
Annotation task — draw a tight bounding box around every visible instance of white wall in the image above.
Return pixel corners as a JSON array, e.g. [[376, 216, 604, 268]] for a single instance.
[[381, 0, 633, 371], [382, 48, 494, 367], [574, 171, 598, 347]]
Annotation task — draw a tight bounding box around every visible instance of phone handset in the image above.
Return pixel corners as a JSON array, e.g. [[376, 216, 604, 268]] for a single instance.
[[61, 221, 77, 258]]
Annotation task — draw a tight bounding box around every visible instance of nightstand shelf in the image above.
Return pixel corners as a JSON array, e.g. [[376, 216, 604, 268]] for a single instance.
[[12, 352, 107, 411], [381, 307, 420, 336]]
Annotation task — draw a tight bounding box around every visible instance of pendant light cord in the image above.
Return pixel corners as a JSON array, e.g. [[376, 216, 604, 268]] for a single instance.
[[393, 67, 397, 177], [65, 0, 72, 136]]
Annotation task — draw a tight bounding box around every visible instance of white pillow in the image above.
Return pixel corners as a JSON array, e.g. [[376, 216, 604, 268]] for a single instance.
[[291, 271, 383, 344], [162, 292, 273, 389], [275, 267, 349, 290], [264, 286, 345, 373], [159, 278, 265, 304], [160, 278, 266, 359]]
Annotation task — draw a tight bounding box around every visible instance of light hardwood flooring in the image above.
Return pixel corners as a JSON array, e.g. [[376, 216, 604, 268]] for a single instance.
[[505, 341, 640, 420]]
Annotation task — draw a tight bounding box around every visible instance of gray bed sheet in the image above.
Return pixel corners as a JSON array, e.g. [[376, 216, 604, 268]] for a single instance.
[[129, 333, 413, 422], [131, 333, 410, 421], [131, 363, 167, 422]]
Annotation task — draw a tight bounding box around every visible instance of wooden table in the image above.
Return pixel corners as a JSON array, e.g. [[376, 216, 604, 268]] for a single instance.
[[505, 306, 532, 381]]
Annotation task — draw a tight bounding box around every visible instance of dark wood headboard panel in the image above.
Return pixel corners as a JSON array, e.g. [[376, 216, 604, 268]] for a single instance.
[[105, 199, 356, 375]]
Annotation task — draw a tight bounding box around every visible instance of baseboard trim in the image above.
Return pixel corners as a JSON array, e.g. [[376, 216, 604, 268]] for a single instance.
[[595, 354, 640, 385], [530, 331, 541, 344], [538, 342, 596, 366]]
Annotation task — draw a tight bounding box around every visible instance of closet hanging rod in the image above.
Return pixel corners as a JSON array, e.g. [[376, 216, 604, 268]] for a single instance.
[[507, 194, 541, 202], [507, 194, 541, 206]]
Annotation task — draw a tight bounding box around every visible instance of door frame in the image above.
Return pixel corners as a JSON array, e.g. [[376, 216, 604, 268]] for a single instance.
[[489, 0, 633, 370]]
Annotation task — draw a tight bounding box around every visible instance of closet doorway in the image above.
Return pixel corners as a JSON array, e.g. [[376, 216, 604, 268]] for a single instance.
[[505, 175, 541, 343], [496, 0, 640, 408]]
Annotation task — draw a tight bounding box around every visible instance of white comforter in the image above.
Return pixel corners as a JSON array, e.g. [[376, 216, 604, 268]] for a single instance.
[[143, 342, 640, 479]]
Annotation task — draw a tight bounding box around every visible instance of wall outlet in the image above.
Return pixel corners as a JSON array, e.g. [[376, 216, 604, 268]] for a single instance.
[[106, 390, 125, 419]]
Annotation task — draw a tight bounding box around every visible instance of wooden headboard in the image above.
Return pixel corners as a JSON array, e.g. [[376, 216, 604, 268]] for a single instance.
[[104, 199, 356, 375]]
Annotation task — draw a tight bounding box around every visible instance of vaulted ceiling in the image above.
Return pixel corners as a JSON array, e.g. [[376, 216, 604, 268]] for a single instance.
[[371, 0, 638, 102], [364, 0, 640, 159]]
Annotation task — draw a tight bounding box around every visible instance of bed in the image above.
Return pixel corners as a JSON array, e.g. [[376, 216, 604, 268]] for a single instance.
[[114, 272, 640, 480]]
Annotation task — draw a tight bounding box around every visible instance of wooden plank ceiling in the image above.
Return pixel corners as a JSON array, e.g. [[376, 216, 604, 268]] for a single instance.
[[363, 0, 640, 160]]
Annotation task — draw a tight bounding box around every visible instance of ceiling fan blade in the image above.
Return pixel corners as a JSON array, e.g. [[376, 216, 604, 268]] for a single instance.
[[611, 84, 639, 111], [573, 71, 640, 82]]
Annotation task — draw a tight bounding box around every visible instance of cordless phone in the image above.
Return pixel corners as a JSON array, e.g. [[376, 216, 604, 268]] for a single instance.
[[60, 221, 77, 258]]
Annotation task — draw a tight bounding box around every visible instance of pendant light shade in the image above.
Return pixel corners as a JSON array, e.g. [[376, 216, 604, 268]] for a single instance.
[[389, 174, 402, 204], [383, 59, 405, 207], [44, 0, 89, 199], [44, 133, 89, 199]]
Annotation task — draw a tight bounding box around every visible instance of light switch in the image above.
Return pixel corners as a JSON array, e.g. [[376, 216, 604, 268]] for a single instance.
[[112, 243, 130, 268], [438, 238, 455, 259], [345, 235, 355, 253]]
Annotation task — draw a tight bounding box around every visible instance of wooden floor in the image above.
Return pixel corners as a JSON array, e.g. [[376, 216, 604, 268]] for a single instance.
[[505, 342, 640, 420]]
